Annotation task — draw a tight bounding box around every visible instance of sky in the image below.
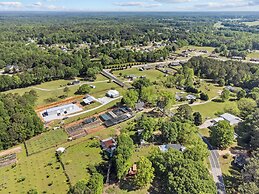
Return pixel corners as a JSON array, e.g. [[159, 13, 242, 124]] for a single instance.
[[1, 0, 259, 12]]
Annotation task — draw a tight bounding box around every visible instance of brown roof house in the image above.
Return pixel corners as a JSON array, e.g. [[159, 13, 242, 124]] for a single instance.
[[101, 137, 117, 157]]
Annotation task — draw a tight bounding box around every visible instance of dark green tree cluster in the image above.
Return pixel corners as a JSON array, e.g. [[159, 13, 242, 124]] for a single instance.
[[68, 172, 103, 194], [0, 91, 44, 150], [75, 84, 91, 95], [238, 149, 259, 194], [114, 133, 134, 179], [186, 56, 259, 88], [150, 149, 216, 194], [210, 120, 235, 149]]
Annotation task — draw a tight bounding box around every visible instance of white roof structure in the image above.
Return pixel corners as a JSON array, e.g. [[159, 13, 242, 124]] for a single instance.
[[107, 90, 119, 98], [83, 95, 97, 104], [186, 94, 197, 100], [56, 147, 65, 153], [220, 113, 242, 125], [159, 144, 186, 152], [212, 117, 224, 123], [45, 104, 74, 115]]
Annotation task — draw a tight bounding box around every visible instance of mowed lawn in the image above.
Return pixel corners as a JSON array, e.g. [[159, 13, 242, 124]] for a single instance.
[[61, 139, 103, 185], [3, 74, 119, 106], [0, 124, 119, 194], [243, 20, 259, 26], [192, 101, 236, 119], [247, 51, 259, 59], [176, 46, 215, 53], [25, 129, 68, 155], [113, 68, 165, 82], [199, 80, 222, 98], [0, 146, 69, 194]]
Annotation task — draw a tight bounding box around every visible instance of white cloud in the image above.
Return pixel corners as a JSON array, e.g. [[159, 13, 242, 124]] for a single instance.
[[25, 1, 65, 10], [154, 0, 192, 3], [194, 0, 259, 10], [113, 1, 161, 8], [0, 2, 22, 8]]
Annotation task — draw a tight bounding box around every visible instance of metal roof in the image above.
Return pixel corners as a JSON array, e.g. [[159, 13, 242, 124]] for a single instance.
[[220, 113, 242, 125]]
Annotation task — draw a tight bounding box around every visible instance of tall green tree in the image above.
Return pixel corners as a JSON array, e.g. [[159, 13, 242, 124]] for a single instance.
[[115, 133, 134, 179], [221, 89, 230, 102], [176, 104, 193, 121], [134, 157, 154, 188], [123, 90, 139, 108], [210, 120, 234, 149], [238, 149, 259, 194], [157, 90, 175, 115]]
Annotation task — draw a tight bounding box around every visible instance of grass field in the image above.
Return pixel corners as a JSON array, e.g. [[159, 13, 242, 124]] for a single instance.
[[25, 129, 68, 155], [0, 123, 119, 194], [177, 46, 215, 54], [247, 51, 259, 59], [0, 146, 69, 194], [3, 75, 109, 106], [199, 128, 210, 138], [61, 139, 103, 185], [192, 101, 236, 119], [199, 80, 222, 98], [243, 20, 259, 26], [113, 68, 164, 82], [89, 81, 125, 98]]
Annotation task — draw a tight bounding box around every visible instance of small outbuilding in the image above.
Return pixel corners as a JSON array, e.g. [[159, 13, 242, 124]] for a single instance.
[[82, 95, 96, 105], [186, 94, 197, 100], [106, 90, 120, 98], [56, 147, 66, 154]]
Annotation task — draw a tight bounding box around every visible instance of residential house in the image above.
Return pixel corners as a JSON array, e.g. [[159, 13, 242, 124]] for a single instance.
[[101, 137, 117, 157], [159, 144, 186, 152]]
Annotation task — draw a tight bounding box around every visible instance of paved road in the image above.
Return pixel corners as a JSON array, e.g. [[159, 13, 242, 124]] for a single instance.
[[171, 94, 221, 111], [101, 70, 129, 88], [199, 133, 226, 194], [66, 96, 123, 118]]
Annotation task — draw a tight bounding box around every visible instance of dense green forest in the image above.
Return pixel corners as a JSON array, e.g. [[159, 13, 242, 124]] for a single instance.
[[0, 91, 44, 150], [186, 56, 259, 88], [1, 13, 259, 91]]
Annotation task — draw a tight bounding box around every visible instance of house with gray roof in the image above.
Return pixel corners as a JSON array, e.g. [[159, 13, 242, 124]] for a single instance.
[[159, 144, 186, 152], [220, 113, 242, 125]]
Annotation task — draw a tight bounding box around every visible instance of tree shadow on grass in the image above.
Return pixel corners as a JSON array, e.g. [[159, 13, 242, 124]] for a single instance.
[[212, 99, 224, 103], [119, 178, 138, 192], [223, 162, 242, 193], [148, 178, 167, 194]]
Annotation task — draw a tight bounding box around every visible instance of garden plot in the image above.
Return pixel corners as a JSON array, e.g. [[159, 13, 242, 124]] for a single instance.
[[0, 153, 17, 167]]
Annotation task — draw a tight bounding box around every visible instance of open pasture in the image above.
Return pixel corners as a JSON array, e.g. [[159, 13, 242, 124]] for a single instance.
[[113, 67, 164, 82], [0, 146, 69, 194], [25, 129, 68, 155]]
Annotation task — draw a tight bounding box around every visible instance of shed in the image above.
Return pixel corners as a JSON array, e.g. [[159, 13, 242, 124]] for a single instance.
[[106, 90, 120, 98], [56, 147, 66, 153], [82, 95, 96, 105], [186, 94, 197, 100]]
